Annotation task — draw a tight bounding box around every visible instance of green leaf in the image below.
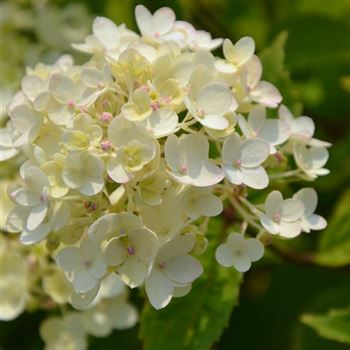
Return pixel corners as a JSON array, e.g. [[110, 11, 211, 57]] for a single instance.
[[259, 31, 302, 115], [139, 219, 243, 350], [301, 308, 350, 345], [314, 188, 350, 267]]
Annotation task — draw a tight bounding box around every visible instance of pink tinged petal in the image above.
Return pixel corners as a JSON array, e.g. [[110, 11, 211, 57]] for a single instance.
[[240, 139, 269, 167], [306, 214, 327, 231], [260, 214, 280, 234], [118, 255, 147, 288], [215, 243, 234, 267], [26, 203, 48, 231], [279, 221, 302, 238], [265, 191, 283, 219], [250, 81, 282, 108], [281, 199, 305, 222], [164, 255, 203, 284], [145, 269, 174, 310], [73, 268, 99, 293], [224, 165, 243, 185], [20, 223, 51, 245], [56, 247, 84, 272], [245, 239, 264, 262], [128, 228, 158, 261], [241, 166, 269, 189], [103, 238, 127, 266], [158, 235, 195, 261], [232, 255, 251, 272]]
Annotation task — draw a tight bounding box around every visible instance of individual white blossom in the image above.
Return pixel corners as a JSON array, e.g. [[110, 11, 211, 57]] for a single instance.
[[293, 188, 327, 232], [62, 151, 105, 195], [293, 144, 330, 179], [185, 82, 237, 130], [215, 233, 264, 272], [238, 105, 290, 153], [165, 134, 224, 187], [260, 191, 305, 238], [222, 132, 270, 189], [56, 239, 107, 293], [145, 234, 203, 309], [278, 105, 331, 147]]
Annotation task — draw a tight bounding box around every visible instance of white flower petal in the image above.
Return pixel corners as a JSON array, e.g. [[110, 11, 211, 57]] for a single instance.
[[305, 214, 327, 231], [197, 83, 234, 116], [56, 247, 83, 272], [215, 243, 234, 267], [245, 238, 264, 262], [241, 166, 269, 189], [129, 228, 158, 261], [118, 255, 147, 288], [145, 269, 174, 310], [72, 268, 98, 293], [265, 191, 283, 219], [281, 199, 304, 222], [293, 188, 318, 217], [164, 255, 203, 284], [103, 238, 127, 266], [240, 139, 269, 167], [279, 221, 302, 238], [250, 81, 282, 108]]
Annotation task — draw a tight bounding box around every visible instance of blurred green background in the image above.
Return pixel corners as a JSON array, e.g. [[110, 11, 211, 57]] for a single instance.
[[1, 0, 350, 349]]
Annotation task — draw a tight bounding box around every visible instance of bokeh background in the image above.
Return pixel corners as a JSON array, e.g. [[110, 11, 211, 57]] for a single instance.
[[1, 0, 350, 349]]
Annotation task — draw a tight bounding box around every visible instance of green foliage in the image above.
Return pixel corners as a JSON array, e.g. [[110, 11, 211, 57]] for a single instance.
[[260, 31, 302, 115], [301, 308, 350, 345], [314, 189, 350, 267], [139, 220, 242, 350]]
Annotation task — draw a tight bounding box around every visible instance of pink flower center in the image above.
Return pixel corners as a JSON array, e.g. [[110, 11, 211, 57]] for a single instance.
[[150, 100, 160, 111], [180, 164, 188, 174], [127, 246, 135, 255], [67, 99, 75, 108], [100, 140, 112, 150], [100, 112, 113, 122], [273, 212, 281, 223]]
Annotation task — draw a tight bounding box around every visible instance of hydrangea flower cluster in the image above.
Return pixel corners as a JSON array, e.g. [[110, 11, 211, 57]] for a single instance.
[[1, 5, 330, 332]]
